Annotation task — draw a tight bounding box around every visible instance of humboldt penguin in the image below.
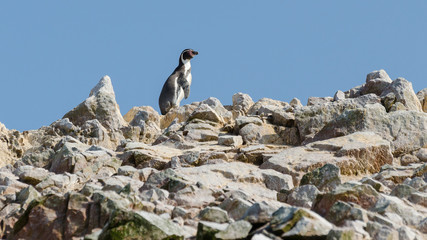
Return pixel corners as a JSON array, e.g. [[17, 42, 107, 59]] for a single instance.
[[159, 49, 198, 115]]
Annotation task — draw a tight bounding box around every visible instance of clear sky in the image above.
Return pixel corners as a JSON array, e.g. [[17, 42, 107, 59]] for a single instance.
[[1, 1, 426, 131]]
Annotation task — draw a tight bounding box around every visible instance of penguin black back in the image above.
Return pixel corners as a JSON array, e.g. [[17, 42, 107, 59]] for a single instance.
[[159, 49, 198, 115]]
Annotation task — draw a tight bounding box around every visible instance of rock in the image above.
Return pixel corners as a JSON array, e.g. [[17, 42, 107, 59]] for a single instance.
[[361, 69, 392, 96], [271, 109, 295, 127], [139, 188, 169, 202], [235, 116, 263, 129], [242, 201, 276, 224], [401, 154, 420, 166], [63, 76, 127, 131], [189, 104, 223, 124], [307, 96, 333, 106], [417, 88, 427, 112], [219, 197, 252, 220], [239, 123, 283, 145], [184, 122, 219, 142], [123, 106, 161, 143], [160, 104, 198, 129], [333, 90, 346, 101], [360, 177, 391, 194], [196, 221, 228, 240], [248, 98, 289, 116], [232, 92, 254, 116], [64, 192, 91, 239], [214, 220, 252, 239], [15, 186, 41, 209], [416, 148, 427, 162], [300, 164, 341, 192], [324, 201, 368, 226], [11, 194, 68, 240], [99, 210, 187, 240], [371, 194, 425, 226], [418, 217, 427, 233], [295, 94, 381, 142], [200, 97, 232, 123], [380, 78, 423, 112], [218, 135, 243, 147], [198, 206, 229, 223], [261, 132, 393, 185], [290, 98, 303, 108], [390, 184, 417, 198], [261, 170, 294, 192], [312, 182, 381, 216], [269, 206, 333, 238], [285, 185, 320, 208], [13, 166, 53, 186], [326, 228, 357, 240], [366, 221, 398, 240]]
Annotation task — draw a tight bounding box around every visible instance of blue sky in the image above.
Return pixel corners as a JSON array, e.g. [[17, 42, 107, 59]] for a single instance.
[[1, 1, 426, 131]]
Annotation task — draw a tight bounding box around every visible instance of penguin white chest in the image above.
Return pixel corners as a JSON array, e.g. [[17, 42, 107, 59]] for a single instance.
[[176, 86, 185, 106]]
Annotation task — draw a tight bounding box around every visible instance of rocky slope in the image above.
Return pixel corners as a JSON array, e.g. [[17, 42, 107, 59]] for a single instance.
[[0, 70, 426, 240]]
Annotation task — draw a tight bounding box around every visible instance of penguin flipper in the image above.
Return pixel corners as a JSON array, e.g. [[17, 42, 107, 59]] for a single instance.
[[177, 76, 191, 99]]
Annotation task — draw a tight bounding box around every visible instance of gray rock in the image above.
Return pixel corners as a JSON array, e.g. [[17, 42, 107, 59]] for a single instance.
[[218, 135, 243, 147], [307, 96, 333, 106], [301, 164, 341, 192], [13, 166, 53, 186], [196, 221, 229, 240], [333, 90, 346, 101], [361, 69, 392, 96], [325, 201, 368, 226], [214, 220, 252, 239], [15, 185, 41, 209], [248, 98, 289, 116], [242, 201, 276, 224], [235, 116, 263, 129], [380, 78, 423, 112], [200, 97, 232, 123], [198, 206, 229, 223], [232, 92, 254, 115], [366, 221, 398, 240], [261, 132, 393, 185], [312, 182, 380, 217], [326, 228, 357, 240], [139, 188, 169, 202], [184, 122, 220, 142], [117, 165, 138, 179], [270, 206, 333, 238], [285, 185, 320, 208], [360, 177, 391, 194], [239, 123, 283, 145], [63, 76, 127, 131], [417, 88, 427, 112], [271, 109, 295, 127], [403, 177, 426, 190], [261, 170, 294, 192], [290, 98, 303, 108], [418, 217, 427, 233], [99, 210, 187, 240], [416, 148, 427, 162], [219, 197, 253, 220], [189, 104, 223, 124], [371, 195, 425, 226], [390, 184, 417, 198], [295, 94, 381, 143]]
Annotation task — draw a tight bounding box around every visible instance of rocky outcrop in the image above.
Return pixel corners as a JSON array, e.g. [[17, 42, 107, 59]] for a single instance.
[[1, 70, 427, 239]]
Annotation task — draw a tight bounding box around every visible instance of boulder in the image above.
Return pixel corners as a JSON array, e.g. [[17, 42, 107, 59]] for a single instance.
[[284, 185, 320, 208], [63, 76, 127, 131], [248, 98, 290, 116], [99, 210, 187, 240], [232, 92, 254, 116], [261, 132, 393, 185], [160, 104, 198, 129], [198, 207, 230, 223], [380, 78, 423, 112], [361, 69, 392, 96], [333, 90, 346, 101], [269, 206, 333, 239], [416, 88, 427, 112], [200, 97, 232, 123], [300, 164, 341, 192], [218, 135, 243, 147], [123, 106, 161, 143]]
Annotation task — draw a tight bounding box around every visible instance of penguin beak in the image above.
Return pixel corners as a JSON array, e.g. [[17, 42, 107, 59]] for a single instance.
[[192, 51, 199, 56]]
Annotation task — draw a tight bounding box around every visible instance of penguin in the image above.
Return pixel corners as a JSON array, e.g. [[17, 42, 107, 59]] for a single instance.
[[159, 49, 199, 115]]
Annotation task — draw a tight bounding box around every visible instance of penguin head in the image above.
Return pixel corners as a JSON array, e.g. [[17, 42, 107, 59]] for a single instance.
[[181, 49, 198, 61]]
